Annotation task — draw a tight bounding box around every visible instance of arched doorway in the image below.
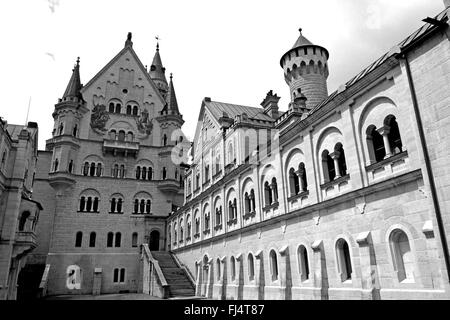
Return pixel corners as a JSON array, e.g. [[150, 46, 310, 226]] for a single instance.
[[149, 230, 160, 251]]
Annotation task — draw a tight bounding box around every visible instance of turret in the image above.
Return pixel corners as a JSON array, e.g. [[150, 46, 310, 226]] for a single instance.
[[149, 42, 169, 99], [280, 28, 329, 111]]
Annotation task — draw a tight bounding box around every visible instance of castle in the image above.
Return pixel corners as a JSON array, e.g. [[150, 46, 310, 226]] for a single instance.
[[1, 5, 450, 300]]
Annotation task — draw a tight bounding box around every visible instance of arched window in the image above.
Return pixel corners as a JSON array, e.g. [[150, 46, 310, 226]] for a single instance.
[[119, 165, 125, 178], [126, 105, 132, 115], [90, 162, 96, 176], [83, 162, 89, 176], [271, 178, 278, 202], [289, 168, 299, 196], [75, 231, 83, 247], [385, 115, 403, 155], [248, 253, 255, 281], [58, 123, 64, 135], [118, 130, 125, 141], [107, 232, 114, 247], [335, 143, 347, 177], [109, 102, 115, 113], [134, 199, 139, 214], [136, 166, 141, 179], [110, 198, 116, 213], [127, 131, 133, 142], [53, 158, 59, 172], [115, 103, 121, 114], [269, 250, 278, 281], [93, 197, 99, 212], [336, 239, 352, 281], [109, 130, 116, 140], [390, 229, 414, 282], [96, 163, 102, 177], [163, 134, 167, 146], [68, 160, 74, 173], [230, 256, 236, 281], [146, 200, 151, 214], [322, 150, 335, 182], [132, 232, 138, 247], [148, 167, 153, 180], [217, 258, 221, 281], [18, 212, 30, 231], [140, 199, 145, 214], [115, 232, 121, 247], [204, 211, 210, 231], [366, 125, 385, 163], [86, 197, 92, 212], [250, 190, 256, 212], [244, 192, 250, 214], [264, 181, 272, 206], [79, 196, 86, 212], [89, 232, 96, 247], [162, 167, 167, 180], [228, 143, 234, 164], [132, 106, 138, 116], [195, 216, 200, 235], [72, 124, 78, 137], [117, 198, 123, 213], [142, 167, 147, 180], [298, 245, 310, 281], [299, 163, 307, 191], [113, 164, 119, 178]]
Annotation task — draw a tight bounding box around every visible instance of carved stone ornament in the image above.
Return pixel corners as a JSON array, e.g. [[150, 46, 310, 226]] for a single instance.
[[90, 104, 110, 133], [136, 108, 153, 136]]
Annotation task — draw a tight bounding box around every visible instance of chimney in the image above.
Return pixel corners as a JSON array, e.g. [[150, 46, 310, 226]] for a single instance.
[[261, 90, 280, 120]]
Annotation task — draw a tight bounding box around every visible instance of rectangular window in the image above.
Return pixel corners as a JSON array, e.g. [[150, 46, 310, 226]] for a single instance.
[[113, 268, 119, 283], [120, 268, 125, 283]]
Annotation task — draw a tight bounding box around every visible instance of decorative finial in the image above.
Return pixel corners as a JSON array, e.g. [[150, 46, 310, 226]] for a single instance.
[[299, 28, 302, 35], [125, 32, 133, 47], [155, 35, 160, 51], [76, 57, 80, 66], [170, 72, 173, 80]]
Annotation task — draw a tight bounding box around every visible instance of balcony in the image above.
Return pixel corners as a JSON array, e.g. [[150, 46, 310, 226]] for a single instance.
[[157, 179, 181, 193], [103, 139, 139, 157], [13, 231, 38, 256], [48, 171, 76, 191]]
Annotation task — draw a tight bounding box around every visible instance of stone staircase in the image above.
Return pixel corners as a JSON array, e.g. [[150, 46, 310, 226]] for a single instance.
[[151, 251, 196, 298]]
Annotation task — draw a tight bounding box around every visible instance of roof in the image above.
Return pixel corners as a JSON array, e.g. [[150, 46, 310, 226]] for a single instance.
[[6, 124, 25, 140], [149, 45, 167, 83], [166, 74, 180, 114], [292, 29, 313, 48], [308, 8, 449, 116], [62, 58, 83, 100], [204, 100, 275, 122]]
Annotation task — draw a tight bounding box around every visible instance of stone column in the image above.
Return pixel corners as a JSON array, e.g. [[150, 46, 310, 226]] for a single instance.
[[311, 240, 329, 300], [296, 169, 304, 192], [219, 256, 227, 300], [330, 151, 341, 178], [377, 126, 392, 158], [356, 231, 380, 300], [195, 260, 202, 297], [254, 250, 265, 299], [278, 245, 292, 300], [205, 258, 214, 298], [236, 253, 244, 300], [270, 183, 278, 203]]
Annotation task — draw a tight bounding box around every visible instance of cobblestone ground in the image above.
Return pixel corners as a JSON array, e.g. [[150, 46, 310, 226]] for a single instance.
[[44, 293, 162, 300]]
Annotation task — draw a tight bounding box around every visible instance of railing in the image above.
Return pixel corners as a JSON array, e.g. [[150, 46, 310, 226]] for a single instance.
[[141, 244, 169, 299], [171, 253, 196, 288], [37, 264, 50, 299]]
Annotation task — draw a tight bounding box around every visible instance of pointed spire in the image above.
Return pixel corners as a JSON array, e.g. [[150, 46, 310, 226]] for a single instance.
[[166, 73, 180, 114], [149, 42, 167, 84], [62, 57, 83, 100]]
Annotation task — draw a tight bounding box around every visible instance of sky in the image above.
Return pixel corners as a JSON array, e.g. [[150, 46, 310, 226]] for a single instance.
[[0, 0, 445, 149]]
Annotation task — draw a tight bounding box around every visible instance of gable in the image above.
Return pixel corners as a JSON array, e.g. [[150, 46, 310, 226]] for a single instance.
[[192, 103, 221, 159]]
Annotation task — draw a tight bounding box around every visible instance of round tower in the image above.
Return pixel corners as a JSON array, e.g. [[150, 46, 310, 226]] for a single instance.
[[280, 28, 329, 110]]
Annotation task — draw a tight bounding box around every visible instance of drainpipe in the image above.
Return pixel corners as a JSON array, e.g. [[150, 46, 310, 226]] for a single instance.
[[400, 52, 450, 283]]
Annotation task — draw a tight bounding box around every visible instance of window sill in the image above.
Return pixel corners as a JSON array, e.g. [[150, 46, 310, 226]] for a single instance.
[[203, 229, 211, 235], [109, 212, 124, 214], [227, 218, 237, 226], [243, 211, 256, 220], [77, 211, 100, 214], [263, 202, 279, 212], [214, 224, 223, 231], [287, 190, 309, 202], [365, 151, 408, 172], [320, 174, 350, 190], [212, 171, 222, 179]]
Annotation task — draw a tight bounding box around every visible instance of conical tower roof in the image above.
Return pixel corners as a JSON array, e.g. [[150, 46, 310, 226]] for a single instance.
[[149, 43, 168, 83], [292, 28, 313, 48], [166, 73, 180, 114], [63, 57, 83, 100]]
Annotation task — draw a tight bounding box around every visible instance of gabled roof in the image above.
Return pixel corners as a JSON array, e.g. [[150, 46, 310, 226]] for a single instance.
[[204, 100, 274, 122], [80, 42, 166, 106], [308, 8, 449, 116]]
